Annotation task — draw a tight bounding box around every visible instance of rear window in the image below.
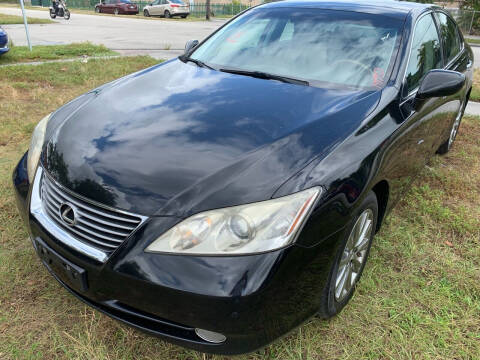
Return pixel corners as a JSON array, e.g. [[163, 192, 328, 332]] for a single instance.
[[436, 12, 462, 64]]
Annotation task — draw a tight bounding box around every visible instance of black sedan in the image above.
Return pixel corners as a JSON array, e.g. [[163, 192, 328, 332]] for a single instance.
[[13, 0, 473, 355]]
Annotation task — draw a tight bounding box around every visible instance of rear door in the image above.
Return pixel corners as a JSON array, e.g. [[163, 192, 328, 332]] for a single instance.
[[105, 0, 114, 13], [150, 0, 161, 15], [432, 11, 472, 148]]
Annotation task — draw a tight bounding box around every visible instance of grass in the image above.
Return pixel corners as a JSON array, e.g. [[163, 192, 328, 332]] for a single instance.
[[1, 57, 480, 359], [466, 37, 480, 45], [0, 12, 53, 24], [0, 43, 117, 64], [471, 68, 480, 102]]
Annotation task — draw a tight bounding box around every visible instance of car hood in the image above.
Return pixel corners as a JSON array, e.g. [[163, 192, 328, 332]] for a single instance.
[[43, 59, 381, 216]]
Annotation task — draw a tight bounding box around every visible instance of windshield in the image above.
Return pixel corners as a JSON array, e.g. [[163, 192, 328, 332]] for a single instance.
[[191, 8, 403, 89], [170, 0, 185, 3]]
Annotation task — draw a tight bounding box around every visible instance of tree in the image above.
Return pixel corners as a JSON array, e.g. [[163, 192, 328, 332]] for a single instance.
[[206, 0, 210, 20]]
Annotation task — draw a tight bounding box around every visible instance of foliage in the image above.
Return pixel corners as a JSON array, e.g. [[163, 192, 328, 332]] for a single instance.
[[0, 12, 53, 24], [0, 43, 117, 64]]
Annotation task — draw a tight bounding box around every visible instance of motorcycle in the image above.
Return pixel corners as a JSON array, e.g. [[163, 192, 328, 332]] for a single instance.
[[50, 0, 71, 20]]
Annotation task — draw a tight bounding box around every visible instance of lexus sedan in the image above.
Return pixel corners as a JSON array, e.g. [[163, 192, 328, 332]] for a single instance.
[[0, 27, 10, 55], [13, 0, 473, 355]]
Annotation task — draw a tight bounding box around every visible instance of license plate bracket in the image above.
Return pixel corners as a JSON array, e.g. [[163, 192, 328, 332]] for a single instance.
[[34, 237, 88, 292]]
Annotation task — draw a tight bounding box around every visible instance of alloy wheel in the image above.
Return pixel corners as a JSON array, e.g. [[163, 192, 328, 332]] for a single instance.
[[334, 209, 374, 302], [114, 8, 119, 15], [448, 105, 463, 149]]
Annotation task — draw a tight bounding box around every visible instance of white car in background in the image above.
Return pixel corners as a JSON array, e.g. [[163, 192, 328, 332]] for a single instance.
[[143, 0, 189, 18]]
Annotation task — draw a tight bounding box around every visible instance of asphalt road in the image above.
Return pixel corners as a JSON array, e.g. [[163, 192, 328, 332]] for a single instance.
[[0, 7, 226, 54]]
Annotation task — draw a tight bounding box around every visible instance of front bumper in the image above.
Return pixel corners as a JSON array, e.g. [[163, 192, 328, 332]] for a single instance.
[[13, 152, 343, 354]]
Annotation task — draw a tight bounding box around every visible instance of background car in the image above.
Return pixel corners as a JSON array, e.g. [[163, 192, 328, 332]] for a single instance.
[[143, 0, 189, 18], [0, 27, 10, 55], [95, 0, 138, 15]]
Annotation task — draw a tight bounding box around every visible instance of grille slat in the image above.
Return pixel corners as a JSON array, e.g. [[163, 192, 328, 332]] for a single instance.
[[45, 179, 140, 224], [40, 172, 145, 254], [43, 202, 120, 250]]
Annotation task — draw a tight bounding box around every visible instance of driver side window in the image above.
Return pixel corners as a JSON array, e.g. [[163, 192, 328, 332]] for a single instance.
[[405, 14, 442, 94]]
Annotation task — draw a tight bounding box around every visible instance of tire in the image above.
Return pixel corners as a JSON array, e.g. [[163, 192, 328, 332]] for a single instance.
[[317, 191, 378, 319], [164, 10, 170, 18], [49, 11, 57, 19], [437, 98, 467, 155], [143, 9, 150, 17], [95, 6, 100, 13], [64, 9, 70, 20], [181, 14, 187, 18], [114, 7, 119, 15]]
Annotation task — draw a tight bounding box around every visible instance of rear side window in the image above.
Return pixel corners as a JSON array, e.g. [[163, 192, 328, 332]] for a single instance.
[[405, 14, 442, 93], [436, 12, 462, 64]]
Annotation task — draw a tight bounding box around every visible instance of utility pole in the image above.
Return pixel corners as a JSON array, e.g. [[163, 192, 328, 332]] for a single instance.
[[19, 0, 32, 51], [206, 0, 210, 20]]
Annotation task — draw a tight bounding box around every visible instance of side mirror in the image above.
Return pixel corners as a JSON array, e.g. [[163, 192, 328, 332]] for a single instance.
[[184, 39, 199, 55], [417, 69, 465, 100]]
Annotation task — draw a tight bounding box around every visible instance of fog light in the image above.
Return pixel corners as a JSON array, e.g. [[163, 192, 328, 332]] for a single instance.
[[195, 328, 226, 343]]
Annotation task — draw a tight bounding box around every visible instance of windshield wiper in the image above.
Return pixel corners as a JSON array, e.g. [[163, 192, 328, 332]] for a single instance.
[[219, 68, 309, 86], [182, 56, 215, 70]]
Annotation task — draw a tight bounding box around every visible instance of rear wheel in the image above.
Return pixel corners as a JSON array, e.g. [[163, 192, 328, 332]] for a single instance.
[[114, 7, 119, 15], [181, 14, 187, 18], [164, 10, 171, 18], [318, 191, 378, 319], [143, 9, 150, 16], [49, 10, 57, 19], [95, 6, 100, 13], [438, 99, 467, 155]]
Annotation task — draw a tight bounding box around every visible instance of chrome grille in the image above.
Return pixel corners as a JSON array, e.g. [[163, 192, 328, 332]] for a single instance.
[[40, 172, 144, 253]]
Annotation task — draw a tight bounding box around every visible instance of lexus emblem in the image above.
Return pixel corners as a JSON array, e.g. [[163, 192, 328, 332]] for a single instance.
[[59, 203, 77, 226]]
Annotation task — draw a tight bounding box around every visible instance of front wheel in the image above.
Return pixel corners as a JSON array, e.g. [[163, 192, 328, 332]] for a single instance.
[[64, 9, 70, 19], [114, 7, 119, 15], [143, 9, 150, 17], [317, 191, 378, 319], [164, 10, 170, 18], [95, 6, 101, 13], [181, 14, 187, 18]]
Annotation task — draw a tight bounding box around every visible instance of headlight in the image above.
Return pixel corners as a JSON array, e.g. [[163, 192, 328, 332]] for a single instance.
[[27, 113, 51, 184], [145, 187, 321, 255]]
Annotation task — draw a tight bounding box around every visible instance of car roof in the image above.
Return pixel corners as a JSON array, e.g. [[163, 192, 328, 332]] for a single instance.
[[259, 0, 439, 20]]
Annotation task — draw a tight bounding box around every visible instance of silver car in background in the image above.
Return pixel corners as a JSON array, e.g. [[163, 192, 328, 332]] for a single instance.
[[143, 0, 189, 18]]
